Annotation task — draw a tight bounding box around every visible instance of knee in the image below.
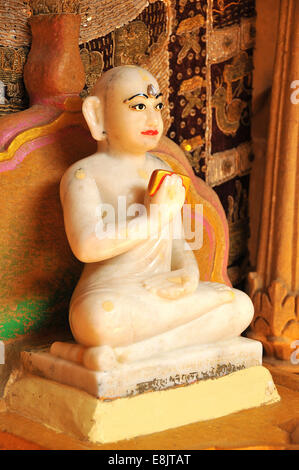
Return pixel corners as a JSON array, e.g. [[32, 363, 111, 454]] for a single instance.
[[232, 288, 254, 331], [70, 294, 133, 348]]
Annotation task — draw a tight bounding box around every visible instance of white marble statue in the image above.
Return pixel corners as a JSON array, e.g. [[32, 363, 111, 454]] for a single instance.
[[53, 65, 254, 372]]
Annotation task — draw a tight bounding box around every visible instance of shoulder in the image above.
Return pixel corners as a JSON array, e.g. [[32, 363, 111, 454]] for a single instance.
[[62, 153, 101, 180], [61, 151, 112, 186], [60, 154, 103, 203]]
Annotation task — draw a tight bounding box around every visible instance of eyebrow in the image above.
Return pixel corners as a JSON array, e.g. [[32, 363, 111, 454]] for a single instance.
[[124, 93, 148, 103], [123, 92, 163, 103]]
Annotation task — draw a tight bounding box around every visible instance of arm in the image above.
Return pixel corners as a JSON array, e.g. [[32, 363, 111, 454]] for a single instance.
[[60, 165, 185, 263], [60, 165, 149, 263], [143, 220, 199, 300], [171, 234, 199, 277]]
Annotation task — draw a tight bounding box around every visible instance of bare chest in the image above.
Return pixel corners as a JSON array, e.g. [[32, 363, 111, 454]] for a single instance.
[[93, 156, 168, 210]]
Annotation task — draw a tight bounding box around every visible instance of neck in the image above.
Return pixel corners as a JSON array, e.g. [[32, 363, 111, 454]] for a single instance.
[[97, 140, 146, 166]]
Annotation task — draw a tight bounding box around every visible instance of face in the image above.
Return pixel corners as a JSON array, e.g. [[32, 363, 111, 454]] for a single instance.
[[103, 68, 164, 156]]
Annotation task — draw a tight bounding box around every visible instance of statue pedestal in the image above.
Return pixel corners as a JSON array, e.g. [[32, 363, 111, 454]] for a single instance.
[[21, 337, 262, 398], [4, 338, 280, 444]]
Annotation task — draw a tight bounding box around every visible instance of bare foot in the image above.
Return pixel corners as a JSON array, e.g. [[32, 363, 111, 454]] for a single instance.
[[82, 345, 119, 371]]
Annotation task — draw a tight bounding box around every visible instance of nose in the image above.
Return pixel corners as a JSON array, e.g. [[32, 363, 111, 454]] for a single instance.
[[146, 108, 159, 128]]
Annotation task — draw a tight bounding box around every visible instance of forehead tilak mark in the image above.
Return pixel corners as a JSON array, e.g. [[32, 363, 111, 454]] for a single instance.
[[147, 84, 158, 98]]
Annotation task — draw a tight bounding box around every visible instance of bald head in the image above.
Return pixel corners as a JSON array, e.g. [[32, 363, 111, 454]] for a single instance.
[[83, 65, 163, 154], [91, 65, 160, 109]]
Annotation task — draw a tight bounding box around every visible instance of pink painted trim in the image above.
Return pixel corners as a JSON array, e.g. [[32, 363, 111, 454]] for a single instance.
[[193, 174, 231, 286], [0, 105, 61, 150], [0, 135, 57, 172], [0, 126, 90, 173], [202, 218, 215, 281], [188, 207, 215, 281]]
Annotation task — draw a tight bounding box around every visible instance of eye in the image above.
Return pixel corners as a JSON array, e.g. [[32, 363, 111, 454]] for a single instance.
[[130, 103, 146, 111], [155, 102, 164, 111]]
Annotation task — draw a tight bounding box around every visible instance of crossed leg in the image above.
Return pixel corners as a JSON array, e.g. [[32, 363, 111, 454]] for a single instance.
[[51, 283, 253, 371], [82, 288, 253, 370]]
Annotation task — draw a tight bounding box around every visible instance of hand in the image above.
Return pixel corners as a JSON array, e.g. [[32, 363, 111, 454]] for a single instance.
[[142, 268, 198, 300], [144, 173, 186, 221]]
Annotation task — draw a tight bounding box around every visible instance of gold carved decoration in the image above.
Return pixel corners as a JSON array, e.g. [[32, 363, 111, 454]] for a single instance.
[[181, 135, 204, 154], [213, 0, 242, 13], [211, 52, 252, 136], [80, 48, 104, 96], [211, 83, 245, 136], [178, 76, 205, 119], [240, 17, 256, 50], [0, 46, 28, 110], [248, 279, 299, 360], [143, 37, 171, 130], [178, 0, 188, 12], [29, 0, 80, 14], [176, 14, 205, 63], [209, 20, 256, 65], [209, 25, 240, 64], [223, 51, 252, 103], [0, 46, 27, 75], [206, 141, 252, 187], [113, 4, 172, 131], [113, 21, 150, 66], [29, 0, 149, 45], [227, 180, 249, 267], [0, 1, 159, 49], [180, 140, 205, 175]]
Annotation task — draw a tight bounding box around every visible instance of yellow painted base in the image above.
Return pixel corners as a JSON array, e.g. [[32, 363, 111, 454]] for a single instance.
[[4, 366, 280, 444]]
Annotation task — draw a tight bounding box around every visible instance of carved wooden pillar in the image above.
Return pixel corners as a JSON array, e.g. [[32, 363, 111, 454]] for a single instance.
[[248, 0, 299, 360]]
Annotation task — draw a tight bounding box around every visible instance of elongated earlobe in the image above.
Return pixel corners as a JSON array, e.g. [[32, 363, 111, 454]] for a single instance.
[[82, 95, 105, 141]]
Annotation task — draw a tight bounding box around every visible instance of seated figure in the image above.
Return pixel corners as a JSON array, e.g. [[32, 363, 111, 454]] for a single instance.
[[53, 65, 254, 371]]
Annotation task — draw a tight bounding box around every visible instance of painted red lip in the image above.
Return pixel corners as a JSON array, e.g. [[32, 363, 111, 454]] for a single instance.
[[141, 130, 159, 136]]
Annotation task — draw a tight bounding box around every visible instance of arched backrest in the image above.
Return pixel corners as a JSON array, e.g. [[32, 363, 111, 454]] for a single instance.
[[153, 136, 231, 286]]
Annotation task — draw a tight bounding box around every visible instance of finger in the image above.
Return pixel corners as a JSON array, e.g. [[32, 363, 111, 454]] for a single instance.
[[170, 175, 182, 188], [158, 290, 181, 300], [158, 285, 183, 296], [162, 174, 172, 187], [143, 277, 164, 289]]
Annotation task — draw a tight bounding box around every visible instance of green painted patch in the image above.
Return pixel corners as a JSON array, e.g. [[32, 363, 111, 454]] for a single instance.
[[0, 276, 76, 341], [0, 220, 81, 341]]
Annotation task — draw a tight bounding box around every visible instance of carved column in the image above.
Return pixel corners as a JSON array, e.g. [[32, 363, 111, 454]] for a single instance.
[[248, 0, 299, 360]]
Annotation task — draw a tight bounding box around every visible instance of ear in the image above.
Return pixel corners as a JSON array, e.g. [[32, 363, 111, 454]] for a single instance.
[[82, 95, 105, 141]]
